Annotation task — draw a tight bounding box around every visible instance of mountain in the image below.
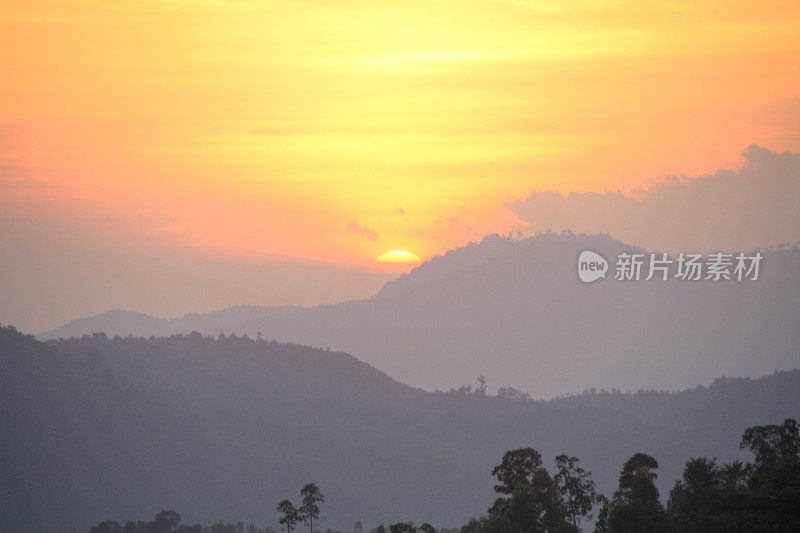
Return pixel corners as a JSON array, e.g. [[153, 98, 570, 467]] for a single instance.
[[41, 305, 302, 341], [40, 233, 800, 398], [2, 326, 799, 532]]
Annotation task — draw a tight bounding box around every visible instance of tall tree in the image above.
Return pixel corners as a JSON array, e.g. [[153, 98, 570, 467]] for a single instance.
[[554, 454, 602, 530], [740, 418, 799, 470], [299, 483, 324, 532], [485, 448, 574, 532], [600, 453, 666, 533], [739, 418, 800, 528], [277, 500, 301, 533], [667, 457, 728, 532], [491, 448, 543, 495], [504, 468, 571, 532]]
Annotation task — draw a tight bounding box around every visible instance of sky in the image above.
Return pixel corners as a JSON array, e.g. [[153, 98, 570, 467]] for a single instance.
[[1, 0, 799, 332]]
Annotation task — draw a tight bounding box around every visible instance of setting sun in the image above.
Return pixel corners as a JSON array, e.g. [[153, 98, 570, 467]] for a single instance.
[[376, 250, 421, 263]]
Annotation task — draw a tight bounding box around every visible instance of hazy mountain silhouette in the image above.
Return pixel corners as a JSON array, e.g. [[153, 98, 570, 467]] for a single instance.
[[1, 326, 798, 532], [41, 305, 302, 340], [40, 233, 800, 398]]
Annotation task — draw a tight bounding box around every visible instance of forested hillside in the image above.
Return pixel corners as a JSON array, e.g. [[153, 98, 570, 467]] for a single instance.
[[2, 326, 798, 531]]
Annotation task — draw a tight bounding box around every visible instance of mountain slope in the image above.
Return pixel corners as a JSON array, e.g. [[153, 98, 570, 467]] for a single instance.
[[2, 326, 799, 532], [40, 233, 800, 398]]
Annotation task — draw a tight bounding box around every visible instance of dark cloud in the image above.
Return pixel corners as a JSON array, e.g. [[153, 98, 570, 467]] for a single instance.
[[346, 219, 379, 240], [508, 145, 800, 252]]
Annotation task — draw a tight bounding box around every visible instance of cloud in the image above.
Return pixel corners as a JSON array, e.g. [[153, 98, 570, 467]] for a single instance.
[[346, 219, 379, 240], [508, 145, 800, 252]]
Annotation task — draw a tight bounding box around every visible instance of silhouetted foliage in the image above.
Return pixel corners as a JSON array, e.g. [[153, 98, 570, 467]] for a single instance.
[[495, 387, 531, 402], [554, 455, 603, 530], [595, 453, 666, 532], [741, 418, 799, 472], [463, 447, 587, 532], [87, 510, 259, 533], [491, 448, 543, 496], [299, 483, 324, 532], [666, 418, 800, 531], [277, 500, 301, 533], [86, 416, 800, 533]]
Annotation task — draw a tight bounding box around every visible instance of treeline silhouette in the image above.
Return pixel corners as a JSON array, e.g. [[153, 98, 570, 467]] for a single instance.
[[89, 419, 799, 532], [88, 510, 275, 532], [464, 418, 800, 531]]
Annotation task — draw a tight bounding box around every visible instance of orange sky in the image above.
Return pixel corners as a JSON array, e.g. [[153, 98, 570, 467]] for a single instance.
[[2, 0, 799, 270]]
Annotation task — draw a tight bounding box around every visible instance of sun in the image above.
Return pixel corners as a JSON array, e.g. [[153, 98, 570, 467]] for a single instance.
[[376, 250, 421, 263]]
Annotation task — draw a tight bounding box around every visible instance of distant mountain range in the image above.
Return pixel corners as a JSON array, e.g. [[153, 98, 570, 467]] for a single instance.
[[1, 326, 798, 532], [40, 233, 800, 398]]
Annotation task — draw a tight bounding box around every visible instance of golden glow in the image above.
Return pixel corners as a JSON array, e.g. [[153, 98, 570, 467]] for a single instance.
[[376, 250, 421, 263], [1, 1, 799, 269]]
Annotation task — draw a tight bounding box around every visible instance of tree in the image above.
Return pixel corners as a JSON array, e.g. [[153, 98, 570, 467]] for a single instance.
[[495, 387, 530, 401], [389, 523, 416, 533], [277, 500, 301, 533], [667, 457, 728, 532], [354, 521, 364, 533], [593, 503, 609, 533], [300, 483, 324, 532], [740, 418, 800, 469], [485, 448, 574, 532], [491, 448, 543, 495], [489, 447, 545, 524], [504, 469, 571, 532], [419, 523, 436, 533], [615, 453, 659, 501], [718, 459, 750, 491], [601, 453, 666, 532], [738, 418, 800, 528], [476, 375, 487, 395], [152, 510, 182, 533], [554, 454, 602, 530]]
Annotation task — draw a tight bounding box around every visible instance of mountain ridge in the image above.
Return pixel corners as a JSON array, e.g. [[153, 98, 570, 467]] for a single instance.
[[38, 233, 800, 398]]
